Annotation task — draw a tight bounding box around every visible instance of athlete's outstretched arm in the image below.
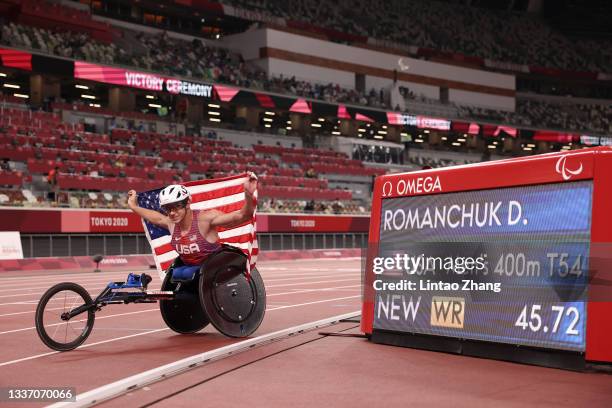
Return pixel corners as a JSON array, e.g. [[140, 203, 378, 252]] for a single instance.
[[127, 190, 170, 229], [209, 174, 258, 228]]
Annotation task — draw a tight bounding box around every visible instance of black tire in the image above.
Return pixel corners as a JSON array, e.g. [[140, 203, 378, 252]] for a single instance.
[[35, 282, 95, 351], [200, 250, 266, 338], [159, 272, 210, 334]]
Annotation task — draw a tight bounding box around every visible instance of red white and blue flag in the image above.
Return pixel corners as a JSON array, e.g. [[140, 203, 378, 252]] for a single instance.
[[138, 173, 258, 279]]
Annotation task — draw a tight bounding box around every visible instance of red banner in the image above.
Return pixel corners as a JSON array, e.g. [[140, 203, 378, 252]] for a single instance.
[[0, 47, 32, 70], [74, 61, 167, 91], [89, 211, 144, 232], [258, 214, 369, 233], [0, 209, 369, 234], [74, 61, 213, 98]]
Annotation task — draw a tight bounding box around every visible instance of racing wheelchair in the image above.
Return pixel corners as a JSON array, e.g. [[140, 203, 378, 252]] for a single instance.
[[35, 246, 266, 351]]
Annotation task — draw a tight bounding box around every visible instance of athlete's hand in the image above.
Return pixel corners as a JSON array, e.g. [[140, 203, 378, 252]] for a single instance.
[[127, 190, 138, 209], [244, 172, 258, 201]]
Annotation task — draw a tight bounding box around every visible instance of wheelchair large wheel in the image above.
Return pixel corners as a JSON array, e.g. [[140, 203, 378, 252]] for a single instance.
[[159, 272, 210, 334], [35, 282, 95, 351], [199, 249, 266, 338]]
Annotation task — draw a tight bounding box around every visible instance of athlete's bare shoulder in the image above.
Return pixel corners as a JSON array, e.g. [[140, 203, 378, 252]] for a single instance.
[[197, 209, 223, 223]]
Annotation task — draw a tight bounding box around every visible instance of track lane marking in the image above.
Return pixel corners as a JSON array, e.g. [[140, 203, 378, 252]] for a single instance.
[[0, 295, 360, 367], [0, 284, 361, 322], [0, 271, 359, 292]]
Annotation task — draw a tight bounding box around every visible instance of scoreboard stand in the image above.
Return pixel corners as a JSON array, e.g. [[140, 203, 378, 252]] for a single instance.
[[362, 147, 612, 370]]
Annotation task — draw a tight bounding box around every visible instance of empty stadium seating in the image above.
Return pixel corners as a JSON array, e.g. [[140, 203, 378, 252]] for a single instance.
[[0, 104, 367, 211]]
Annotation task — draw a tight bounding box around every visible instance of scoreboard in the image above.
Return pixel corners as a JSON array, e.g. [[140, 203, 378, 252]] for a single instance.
[[361, 147, 612, 365]]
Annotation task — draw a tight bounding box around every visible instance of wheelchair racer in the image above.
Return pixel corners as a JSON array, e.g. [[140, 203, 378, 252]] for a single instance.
[[127, 174, 258, 277]]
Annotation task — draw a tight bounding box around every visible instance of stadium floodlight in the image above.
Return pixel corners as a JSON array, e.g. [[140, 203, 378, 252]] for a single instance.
[[263, 118, 273, 122], [145, 95, 155, 99], [265, 111, 275, 115], [286, 120, 292, 124], [209, 118, 221, 122], [286, 126, 292, 130], [527, 143, 536, 148], [457, 138, 466, 142], [415, 139, 425, 143], [332, 131, 341, 135], [0, 72, 6, 77], [311, 123, 322, 127], [423, 129, 430, 133], [89, 103, 101, 108], [3, 83, 20, 89], [400, 132, 408, 137], [13, 93, 29, 98], [81, 94, 96, 99], [523, 146, 533, 151], [208, 111, 221, 116], [148, 103, 162, 108], [441, 136, 448, 141], [451, 142, 461, 146], [358, 128, 366, 133], [264, 124, 271, 128], [382, 125, 387, 129], [216, 34, 221, 39], [208, 103, 220, 108], [374, 135, 384, 140], [378, 130, 387, 135], [318, 118, 325, 122], [488, 145, 496, 149], [75, 84, 89, 90]]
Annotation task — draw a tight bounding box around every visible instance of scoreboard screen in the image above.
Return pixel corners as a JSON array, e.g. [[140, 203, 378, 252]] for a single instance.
[[372, 180, 593, 352]]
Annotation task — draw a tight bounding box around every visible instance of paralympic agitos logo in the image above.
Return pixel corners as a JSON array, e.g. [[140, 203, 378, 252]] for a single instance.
[[381, 176, 442, 197], [555, 155, 583, 181]]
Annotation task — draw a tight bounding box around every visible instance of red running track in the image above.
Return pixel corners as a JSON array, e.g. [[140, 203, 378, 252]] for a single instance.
[[2, 256, 611, 408], [0, 257, 362, 407]]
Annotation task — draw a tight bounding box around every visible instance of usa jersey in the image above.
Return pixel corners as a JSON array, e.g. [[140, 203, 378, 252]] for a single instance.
[[171, 210, 221, 265]]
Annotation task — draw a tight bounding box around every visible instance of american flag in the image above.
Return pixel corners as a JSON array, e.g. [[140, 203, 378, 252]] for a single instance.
[[138, 173, 258, 279]]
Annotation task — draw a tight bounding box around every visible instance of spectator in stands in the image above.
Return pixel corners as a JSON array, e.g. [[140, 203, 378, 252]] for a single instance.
[[47, 166, 59, 202], [305, 167, 317, 178], [331, 199, 344, 214], [0, 159, 10, 171], [304, 199, 315, 212]]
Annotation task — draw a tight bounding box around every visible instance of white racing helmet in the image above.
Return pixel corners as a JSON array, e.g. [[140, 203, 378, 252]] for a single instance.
[[159, 184, 190, 207]]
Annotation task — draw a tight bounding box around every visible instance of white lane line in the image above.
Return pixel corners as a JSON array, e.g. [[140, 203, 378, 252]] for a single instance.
[[0, 295, 361, 368], [0, 306, 73, 318], [265, 278, 359, 289], [269, 285, 360, 298], [0, 285, 361, 319], [0, 308, 160, 335], [0, 328, 169, 368], [0, 276, 361, 302], [0, 266, 360, 288], [0, 271, 359, 292], [3, 264, 368, 282], [0, 271, 359, 297], [48, 310, 361, 408], [266, 295, 360, 311], [0, 271, 148, 283]]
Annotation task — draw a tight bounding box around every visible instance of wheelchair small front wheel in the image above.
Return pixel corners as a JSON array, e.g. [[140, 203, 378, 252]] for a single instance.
[[35, 282, 95, 351]]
